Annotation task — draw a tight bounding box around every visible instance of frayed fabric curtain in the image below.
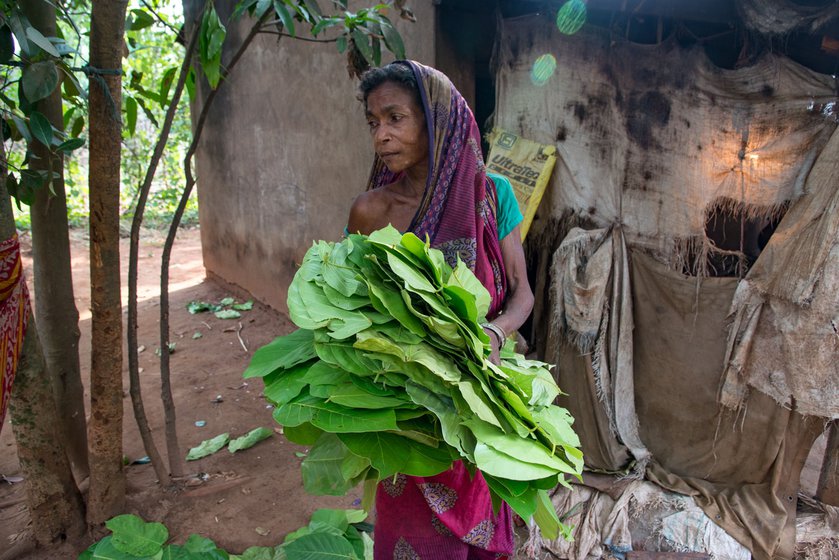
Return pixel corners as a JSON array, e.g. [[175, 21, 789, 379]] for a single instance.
[[722, 127, 839, 419]]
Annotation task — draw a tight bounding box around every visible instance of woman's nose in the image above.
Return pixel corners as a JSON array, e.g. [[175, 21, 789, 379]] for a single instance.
[[374, 125, 390, 144]]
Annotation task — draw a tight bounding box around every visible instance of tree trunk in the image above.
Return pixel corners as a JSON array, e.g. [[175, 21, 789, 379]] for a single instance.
[[0, 139, 85, 547], [86, 0, 129, 525], [8, 313, 87, 545], [20, 0, 89, 485]]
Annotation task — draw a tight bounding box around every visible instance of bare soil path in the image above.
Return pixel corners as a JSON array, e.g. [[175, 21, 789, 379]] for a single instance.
[[0, 227, 360, 559]]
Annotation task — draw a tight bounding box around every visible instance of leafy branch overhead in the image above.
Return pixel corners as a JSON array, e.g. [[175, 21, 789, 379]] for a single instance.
[[218, 0, 410, 84], [1, 0, 413, 207], [0, 6, 87, 206]]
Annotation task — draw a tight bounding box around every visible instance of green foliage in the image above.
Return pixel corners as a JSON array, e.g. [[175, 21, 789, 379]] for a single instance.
[[248, 227, 584, 540], [199, 3, 226, 89], [186, 432, 230, 461], [2, 0, 194, 231], [186, 426, 273, 460], [230, 0, 407, 77], [106, 515, 169, 557], [187, 296, 254, 317], [79, 510, 373, 560], [228, 427, 273, 453]]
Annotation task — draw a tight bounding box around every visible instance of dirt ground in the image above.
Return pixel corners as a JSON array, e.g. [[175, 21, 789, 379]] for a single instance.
[[0, 226, 361, 559]]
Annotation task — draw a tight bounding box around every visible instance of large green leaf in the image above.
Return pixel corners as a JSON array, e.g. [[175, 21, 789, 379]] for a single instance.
[[531, 406, 581, 454], [182, 534, 229, 560], [326, 313, 372, 340], [125, 96, 138, 136], [302, 434, 368, 495], [186, 433, 230, 461], [338, 432, 450, 479], [283, 422, 323, 445], [91, 536, 147, 560], [106, 514, 168, 557], [467, 418, 578, 475], [25, 26, 59, 57], [473, 442, 558, 481], [379, 17, 405, 60], [447, 259, 491, 320], [274, 393, 318, 427], [455, 380, 503, 429], [365, 279, 425, 336], [321, 240, 364, 297], [282, 532, 356, 560], [228, 427, 273, 453], [273, 1, 295, 36], [305, 360, 351, 387], [28, 110, 52, 147], [263, 362, 313, 406], [315, 340, 383, 377], [309, 509, 367, 534], [237, 547, 276, 560], [308, 399, 398, 433], [243, 329, 315, 378], [198, 4, 226, 89], [385, 251, 437, 293], [327, 383, 406, 410], [21, 61, 59, 103]]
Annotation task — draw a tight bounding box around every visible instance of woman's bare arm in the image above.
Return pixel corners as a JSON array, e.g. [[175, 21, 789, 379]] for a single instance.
[[484, 225, 534, 362]]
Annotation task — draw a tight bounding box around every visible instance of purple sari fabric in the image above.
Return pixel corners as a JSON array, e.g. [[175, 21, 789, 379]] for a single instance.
[[366, 61, 514, 559]]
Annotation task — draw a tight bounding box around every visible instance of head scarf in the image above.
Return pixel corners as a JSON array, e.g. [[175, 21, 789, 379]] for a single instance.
[[365, 61, 507, 318]]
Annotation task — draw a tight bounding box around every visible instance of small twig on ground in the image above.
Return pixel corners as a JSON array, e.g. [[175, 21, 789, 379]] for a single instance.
[[236, 322, 248, 352], [201, 321, 212, 330]]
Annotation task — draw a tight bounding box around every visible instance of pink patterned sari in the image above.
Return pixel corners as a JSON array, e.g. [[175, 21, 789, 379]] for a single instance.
[[0, 234, 30, 434], [366, 61, 513, 559]]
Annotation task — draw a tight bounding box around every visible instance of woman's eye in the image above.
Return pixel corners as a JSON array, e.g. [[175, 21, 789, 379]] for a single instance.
[[367, 121, 378, 130]]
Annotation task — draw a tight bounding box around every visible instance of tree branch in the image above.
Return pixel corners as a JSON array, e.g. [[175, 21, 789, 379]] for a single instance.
[[128, 24, 198, 486], [258, 28, 337, 42], [159, 12, 270, 480], [139, 0, 181, 36]]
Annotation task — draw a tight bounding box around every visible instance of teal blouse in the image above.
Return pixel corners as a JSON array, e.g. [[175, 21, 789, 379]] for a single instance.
[[488, 173, 523, 240]]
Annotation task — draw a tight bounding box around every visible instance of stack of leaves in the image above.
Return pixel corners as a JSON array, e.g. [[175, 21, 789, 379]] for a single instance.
[[78, 509, 373, 560], [244, 226, 583, 539]]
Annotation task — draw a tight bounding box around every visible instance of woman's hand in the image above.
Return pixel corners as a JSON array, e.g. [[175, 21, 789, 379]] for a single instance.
[[484, 327, 502, 365]]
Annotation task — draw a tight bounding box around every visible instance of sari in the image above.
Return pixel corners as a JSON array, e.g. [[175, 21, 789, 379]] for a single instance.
[[365, 61, 514, 559], [0, 234, 30, 434]]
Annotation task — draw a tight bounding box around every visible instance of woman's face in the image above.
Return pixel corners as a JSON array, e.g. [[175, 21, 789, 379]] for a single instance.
[[365, 81, 429, 176]]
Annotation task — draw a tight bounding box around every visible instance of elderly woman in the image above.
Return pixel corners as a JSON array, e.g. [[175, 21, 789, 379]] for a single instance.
[[347, 61, 534, 560]]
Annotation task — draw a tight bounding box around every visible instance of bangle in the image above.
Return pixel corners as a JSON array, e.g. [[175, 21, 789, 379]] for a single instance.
[[481, 322, 506, 349]]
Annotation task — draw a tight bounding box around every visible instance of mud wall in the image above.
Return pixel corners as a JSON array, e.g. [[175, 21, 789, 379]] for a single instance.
[[183, 0, 436, 311]]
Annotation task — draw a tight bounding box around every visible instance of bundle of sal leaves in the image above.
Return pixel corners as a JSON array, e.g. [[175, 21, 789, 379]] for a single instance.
[[244, 226, 583, 539]]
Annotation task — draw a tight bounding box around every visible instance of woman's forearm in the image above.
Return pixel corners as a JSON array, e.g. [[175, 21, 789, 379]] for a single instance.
[[490, 225, 534, 342]]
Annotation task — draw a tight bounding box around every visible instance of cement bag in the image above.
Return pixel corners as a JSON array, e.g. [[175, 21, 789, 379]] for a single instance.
[[486, 128, 556, 239]]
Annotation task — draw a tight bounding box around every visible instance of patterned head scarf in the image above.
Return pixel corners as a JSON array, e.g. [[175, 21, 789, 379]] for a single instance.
[[365, 61, 507, 317]]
